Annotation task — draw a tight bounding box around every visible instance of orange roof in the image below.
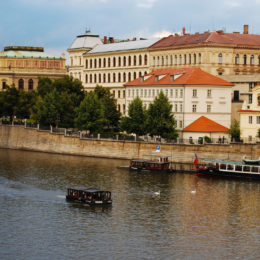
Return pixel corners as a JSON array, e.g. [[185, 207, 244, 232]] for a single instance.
[[149, 31, 260, 49], [183, 116, 229, 132], [125, 68, 233, 86]]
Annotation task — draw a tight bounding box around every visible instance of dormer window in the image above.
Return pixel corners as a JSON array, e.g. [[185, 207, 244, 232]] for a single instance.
[[155, 76, 159, 82], [170, 75, 174, 82]]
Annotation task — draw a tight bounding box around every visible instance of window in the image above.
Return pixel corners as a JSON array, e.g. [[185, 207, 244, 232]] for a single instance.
[[123, 90, 125, 98], [166, 56, 168, 65], [144, 55, 147, 65], [207, 104, 211, 113], [108, 58, 111, 67], [180, 89, 183, 98], [249, 116, 253, 124], [180, 103, 183, 112], [70, 58, 73, 66], [207, 89, 212, 98], [170, 55, 173, 65], [258, 94, 260, 106], [90, 59, 93, 68], [99, 74, 101, 83], [257, 116, 260, 124], [134, 56, 137, 66], [153, 57, 155, 66], [249, 94, 252, 104], [243, 55, 247, 65], [235, 54, 239, 65], [233, 90, 239, 102], [189, 54, 191, 64], [179, 121, 183, 128], [133, 72, 136, 79], [94, 59, 97, 68], [175, 89, 178, 98], [113, 57, 116, 67], [128, 56, 131, 66], [118, 90, 121, 98], [86, 59, 88, 68], [170, 89, 173, 97], [250, 55, 254, 65], [192, 104, 197, 112], [113, 73, 116, 82], [165, 89, 168, 96], [194, 54, 196, 64], [118, 73, 121, 82], [90, 74, 92, 83], [123, 57, 126, 66], [198, 53, 201, 64], [184, 54, 187, 64], [175, 104, 178, 112], [175, 55, 177, 65], [85, 74, 88, 83], [99, 58, 101, 68], [123, 73, 126, 82], [28, 79, 34, 90], [118, 57, 121, 67], [162, 56, 164, 66], [192, 89, 197, 97], [108, 73, 111, 83], [18, 79, 24, 90], [258, 55, 260, 66], [103, 58, 106, 67], [2, 81, 6, 90], [139, 55, 142, 65], [179, 55, 182, 65], [103, 74, 106, 83], [218, 53, 222, 64], [128, 72, 131, 82], [157, 56, 160, 66], [94, 74, 97, 83]]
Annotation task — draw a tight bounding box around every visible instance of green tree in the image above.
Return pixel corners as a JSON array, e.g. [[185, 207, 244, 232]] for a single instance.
[[94, 85, 120, 130], [120, 96, 147, 136], [146, 91, 178, 140], [75, 91, 105, 134], [229, 119, 241, 142], [16, 90, 37, 119], [37, 77, 53, 98]]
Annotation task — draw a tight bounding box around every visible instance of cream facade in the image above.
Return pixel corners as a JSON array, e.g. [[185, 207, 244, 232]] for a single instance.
[[239, 85, 260, 142], [0, 46, 66, 91]]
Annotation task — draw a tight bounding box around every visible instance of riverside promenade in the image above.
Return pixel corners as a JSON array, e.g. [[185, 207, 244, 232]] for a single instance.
[[0, 125, 259, 163]]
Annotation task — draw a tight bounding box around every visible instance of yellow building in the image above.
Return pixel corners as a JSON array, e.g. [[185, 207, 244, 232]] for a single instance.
[[0, 46, 66, 91]]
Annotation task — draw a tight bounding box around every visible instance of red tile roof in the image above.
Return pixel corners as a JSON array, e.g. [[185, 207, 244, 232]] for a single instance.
[[125, 68, 233, 86], [150, 31, 260, 49], [183, 116, 229, 132]]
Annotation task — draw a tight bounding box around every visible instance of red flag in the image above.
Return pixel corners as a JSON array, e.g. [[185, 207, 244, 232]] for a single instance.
[[193, 153, 199, 165]]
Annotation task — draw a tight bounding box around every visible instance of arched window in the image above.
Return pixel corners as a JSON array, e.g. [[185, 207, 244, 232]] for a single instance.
[[170, 55, 173, 65], [113, 73, 116, 82], [99, 74, 101, 83], [184, 54, 186, 65], [108, 58, 111, 67], [258, 55, 260, 66], [94, 59, 97, 68], [118, 73, 121, 82], [218, 53, 222, 64], [243, 54, 247, 65], [198, 53, 202, 64], [235, 54, 239, 65], [118, 104, 121, 113], [179, 55, 182, 65], [103, 74, 106, 83], [18, 79, 24, 90], [144, 55, 147, 65], [113, 57, 116, 67], [118, 57, 121, 67], [166, 56, 168, 65], [86, 59, 88, 68], [162, 56, 164, 66], [123, 73, 126, 82], [128, 56, 131, 66], [128, 72, 131, 81], [90, 59, 93, 68], [90, 74, 92, 83], [139, 55, 142, 65], [134, 55, 136, 66], [94, 74, 97, 83], [123, 56, 126, 66], [175, 55, 177, 65], [189, 54, 191, 64], [157, 56, 160, 66], [144, 71, 147, 75], [85, 74, 88, 83], [133, 72, 136, 79], [28, 79, 33, 90], [99, 58, 101, 68], [103, 58, 106, 67], [139, 71, 142, 77], [153, 57, 155, 66], [250, 55, 254, 65], [194, 53, 197, 64], [108, 73, 111, 83]]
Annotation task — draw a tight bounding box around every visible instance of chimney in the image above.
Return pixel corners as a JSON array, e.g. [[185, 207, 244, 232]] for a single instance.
[[133, 37, 136, 41], [243, 24, 249, 34], [104, 36, 107, 44], [109, 37, 114, 43], [182, 27, 186, 35]]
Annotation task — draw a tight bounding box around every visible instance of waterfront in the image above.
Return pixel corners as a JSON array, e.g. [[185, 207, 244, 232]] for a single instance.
[[0, 149, 260, 259]]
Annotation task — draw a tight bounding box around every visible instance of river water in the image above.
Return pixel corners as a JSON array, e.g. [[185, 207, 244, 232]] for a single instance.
[[0, 149, 260, 259]]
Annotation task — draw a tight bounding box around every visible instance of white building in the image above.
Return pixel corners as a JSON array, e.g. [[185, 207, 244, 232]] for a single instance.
[[125, 68, 233, 139], [239, 84, 260, 142]]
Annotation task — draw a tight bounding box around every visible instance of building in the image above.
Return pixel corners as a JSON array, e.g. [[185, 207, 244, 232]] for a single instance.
[[67, 30, 158, 114], [148, 25, 260, 121], [239, 84, 260, 142], [124, 68, 233, 138], [0, 46, 66, 91]]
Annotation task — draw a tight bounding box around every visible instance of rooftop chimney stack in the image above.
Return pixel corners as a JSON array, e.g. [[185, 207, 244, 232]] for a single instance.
[[243, 24, 249, 34], [182, 27, 186, 35], [104, 36, 107, 44]]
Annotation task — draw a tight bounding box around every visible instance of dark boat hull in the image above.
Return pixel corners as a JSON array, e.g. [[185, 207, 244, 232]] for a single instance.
[[198, 167, 260, 180], [66, 195, 112, 205]]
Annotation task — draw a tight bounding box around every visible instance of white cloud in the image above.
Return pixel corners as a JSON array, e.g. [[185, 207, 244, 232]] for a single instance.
[[151, 30, 177, 38], [137, 0, 157, 8], [224, 0, 242, 7]]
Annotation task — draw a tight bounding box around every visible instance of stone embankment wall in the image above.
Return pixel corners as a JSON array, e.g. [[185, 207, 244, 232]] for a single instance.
[[0, 125, 259, 163]]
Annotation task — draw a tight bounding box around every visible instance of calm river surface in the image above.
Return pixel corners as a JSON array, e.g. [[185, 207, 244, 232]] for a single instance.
[[0, 148, 260, 259]]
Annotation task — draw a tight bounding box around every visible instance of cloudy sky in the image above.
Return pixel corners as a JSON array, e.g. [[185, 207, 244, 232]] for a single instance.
[[1, 0, 260, 56]]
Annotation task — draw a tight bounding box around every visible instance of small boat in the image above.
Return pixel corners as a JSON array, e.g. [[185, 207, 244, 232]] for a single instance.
[[197, 159, 260, 179], [129, 156, 174, 173], [242, 156, 260, 165], [66, 187, 112, 205]]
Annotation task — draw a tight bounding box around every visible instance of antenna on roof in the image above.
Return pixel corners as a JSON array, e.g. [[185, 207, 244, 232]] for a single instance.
[[85, 26, 91, 33]]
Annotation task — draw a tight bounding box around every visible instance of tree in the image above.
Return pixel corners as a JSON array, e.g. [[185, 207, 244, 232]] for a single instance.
[[75, 91, 105, 134], [146, 91, 178, 140], [37, 77, 53, 98], [120, 96, 147, 136], [229, 119, 241, 142], [94, 85, 120, 130]]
